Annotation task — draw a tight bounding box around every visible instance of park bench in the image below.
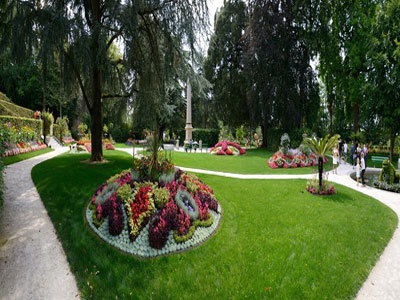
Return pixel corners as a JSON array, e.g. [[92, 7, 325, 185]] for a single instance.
[[199, 144, 208, 153], [371, 155, 388, 167]]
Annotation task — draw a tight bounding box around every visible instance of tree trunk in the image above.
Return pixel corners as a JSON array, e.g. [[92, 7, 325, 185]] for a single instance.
[[318, 156, 323, 189], [42, 72, 46, 111], [389, 130, 395, 163], [58, 54, 63, 118], [353, 100, 359, 133], [261, 123, 268, 148], [90, 67, 103, 162]]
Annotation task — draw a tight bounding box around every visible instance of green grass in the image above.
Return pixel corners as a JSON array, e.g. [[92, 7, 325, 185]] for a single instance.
[[31, 150, 397, 299], [160, 148, 334, 174], [114, 143, 142, 148], [3, 148, 54, 165]]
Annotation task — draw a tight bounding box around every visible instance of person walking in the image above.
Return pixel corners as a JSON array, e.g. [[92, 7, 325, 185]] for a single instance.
[[356, 157, 361, 186], [332, 145, 339, 174], [350, 142, 355, 167], [361, 152, 366, 187], [363, 144, 369, 167], [338, 141, 343, 165], [356, 143, 362, 161], [343, 141, 348, 164]]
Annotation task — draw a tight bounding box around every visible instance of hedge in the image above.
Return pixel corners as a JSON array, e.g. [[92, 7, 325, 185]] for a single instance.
[[266, 128, 313, 151], [0, 98, 34, 119], [0, 115, 43, 138], [177, 128, 219, 146]]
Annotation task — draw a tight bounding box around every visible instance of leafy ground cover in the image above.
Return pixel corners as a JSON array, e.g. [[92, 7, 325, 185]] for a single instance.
[[31, 150, 397, 299], [146, 148, 334, 174], [3, 148, 54, 165]]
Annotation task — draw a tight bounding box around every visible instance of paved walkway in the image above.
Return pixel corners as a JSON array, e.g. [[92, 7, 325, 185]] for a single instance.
[[118, 147, 400, 299], [1, 146, 396, 299], [0, 147, 79, 300]]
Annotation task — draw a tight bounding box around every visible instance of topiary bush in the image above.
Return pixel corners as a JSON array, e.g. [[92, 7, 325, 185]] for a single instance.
[[42, 110, 54, 144]]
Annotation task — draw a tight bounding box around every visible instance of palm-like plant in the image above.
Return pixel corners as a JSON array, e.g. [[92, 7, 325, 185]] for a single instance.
[[303, 134, 341, 189]]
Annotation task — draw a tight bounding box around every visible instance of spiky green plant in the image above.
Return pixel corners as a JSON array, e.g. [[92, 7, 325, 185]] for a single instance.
[[304, 134, 340, 188]]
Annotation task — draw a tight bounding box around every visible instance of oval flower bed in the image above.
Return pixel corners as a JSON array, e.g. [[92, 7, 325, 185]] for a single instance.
[[267, 151, 328, 169], [210, 141, 246, 155], [86, 156, 222, 258]]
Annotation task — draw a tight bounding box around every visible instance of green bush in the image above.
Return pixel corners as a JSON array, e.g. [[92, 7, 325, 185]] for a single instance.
[[109, 124, 131, 143], [0, 95, 34, 119], [54, 116, 69, 141], [192, 129, 219, 146], [266, 128, 313, 151], [42, 111, 54, 143], [0, 115, 42, 138]]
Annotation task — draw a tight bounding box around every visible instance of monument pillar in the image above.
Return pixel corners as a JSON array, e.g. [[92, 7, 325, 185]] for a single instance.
[[185, 78, 193, 143]]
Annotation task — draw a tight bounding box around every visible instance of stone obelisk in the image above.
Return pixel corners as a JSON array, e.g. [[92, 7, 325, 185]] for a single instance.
[[185, 78, 193, 143]]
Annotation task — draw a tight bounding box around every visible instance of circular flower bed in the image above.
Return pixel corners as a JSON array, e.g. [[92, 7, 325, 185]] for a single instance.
[[267, 151, 328, 169], [306, 176, 336, 195], [86, 156, 222, 258], [210, 141, 246, 155]]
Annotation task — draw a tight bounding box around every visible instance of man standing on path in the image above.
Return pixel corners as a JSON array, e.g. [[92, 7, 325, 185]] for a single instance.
[[339, 140, 343, 165], [343, 141, 348, 165]]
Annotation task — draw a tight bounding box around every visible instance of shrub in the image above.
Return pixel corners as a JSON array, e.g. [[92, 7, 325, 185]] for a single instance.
[[109, 123, 131, 143], [54, 116, 69, 142], [0, 96, 34, 119], [42, 110, 54, 144], [0, 116, 42, 139], [192, 128, 219, 146], [235, 125, 245, 144]]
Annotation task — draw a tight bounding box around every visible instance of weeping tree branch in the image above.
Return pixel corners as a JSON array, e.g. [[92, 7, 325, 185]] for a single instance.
[[63, 50, 92, 113]]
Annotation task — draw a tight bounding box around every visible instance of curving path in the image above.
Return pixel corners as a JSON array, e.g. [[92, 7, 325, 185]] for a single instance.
[[0, 146, 79, 300], [1, 145, 396, 299], [118, 147, 400, 299]]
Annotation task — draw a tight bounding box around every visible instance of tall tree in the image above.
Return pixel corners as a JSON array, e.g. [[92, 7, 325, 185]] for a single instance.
[[243, 0, 319, 146], [365, 0, 400, 161], [1, 0, 208, 161], [204, 0, 249, 128]]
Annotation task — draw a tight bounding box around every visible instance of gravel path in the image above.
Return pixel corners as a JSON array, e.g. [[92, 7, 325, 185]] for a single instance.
[[117, 147, 400, 299], [0, 147, 79, 300]]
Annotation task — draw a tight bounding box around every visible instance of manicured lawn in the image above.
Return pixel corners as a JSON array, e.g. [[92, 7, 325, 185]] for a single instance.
[[114, 143, 132, 148], [114, 143, 142, 148], [156, 148, 334, 174], [3, 148, 54, 165], [32, 150, 397, 299]]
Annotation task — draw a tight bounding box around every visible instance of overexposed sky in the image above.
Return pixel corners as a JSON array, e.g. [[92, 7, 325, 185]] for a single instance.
[[208, 0, 225, 30]]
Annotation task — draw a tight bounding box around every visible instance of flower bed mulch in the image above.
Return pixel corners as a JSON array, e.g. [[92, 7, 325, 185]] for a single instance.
[[210, 141, 246, 155], [86, 156, 222, 258], [267, 151, 328, 169]]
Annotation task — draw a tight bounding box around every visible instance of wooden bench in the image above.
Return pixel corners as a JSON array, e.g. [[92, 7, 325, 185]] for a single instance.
[[371, 156, 388, 167]]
